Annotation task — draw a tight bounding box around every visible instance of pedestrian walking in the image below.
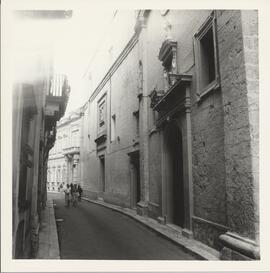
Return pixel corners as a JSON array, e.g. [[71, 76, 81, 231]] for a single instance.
[[70, 183, 75, 206], [64, 184, 71, 207], [72, 184, 79, 207], [78, 184, 83, 202]]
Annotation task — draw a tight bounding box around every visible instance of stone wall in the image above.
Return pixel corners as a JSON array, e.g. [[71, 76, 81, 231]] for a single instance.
[[241, 10, 259, 243], [217, 10, 258, 241], [79, 10, 259, 257], [143, 10, 229, 248], [80, 38, 141, 207]]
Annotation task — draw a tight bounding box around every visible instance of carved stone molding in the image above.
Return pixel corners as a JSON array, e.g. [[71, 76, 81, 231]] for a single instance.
[[94, 133, 107, 146], [95, 133, 107, 152], [159, 39, 177, 69], [158, 39, 178, 91]]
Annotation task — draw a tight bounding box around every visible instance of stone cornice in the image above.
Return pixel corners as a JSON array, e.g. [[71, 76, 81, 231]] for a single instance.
[[87, 33, 139, 104], [80, 10, 152, 111], [94, 133, 107, 145], [57, 115, 81, 128], [48, 154, 65, 161]]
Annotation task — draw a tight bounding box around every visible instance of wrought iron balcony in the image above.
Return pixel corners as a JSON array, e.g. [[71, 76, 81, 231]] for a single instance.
[[48, 74, 69, 97], [45, 74, 70, 121]]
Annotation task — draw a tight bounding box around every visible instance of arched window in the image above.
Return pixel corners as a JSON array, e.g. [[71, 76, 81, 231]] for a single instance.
[[47, 168, 51, 182]]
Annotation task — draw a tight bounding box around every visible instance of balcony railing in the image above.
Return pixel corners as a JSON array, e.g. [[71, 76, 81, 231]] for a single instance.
[[48, 74, 69, 97], [62, 146, 80, 155], [45, 74, 70, 121]]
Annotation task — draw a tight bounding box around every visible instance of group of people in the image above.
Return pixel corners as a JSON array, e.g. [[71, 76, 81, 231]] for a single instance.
[[64, 183, 83, 207]]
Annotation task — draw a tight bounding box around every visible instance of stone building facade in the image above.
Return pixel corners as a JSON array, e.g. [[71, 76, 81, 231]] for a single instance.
[[48, 108, 82, 191], [79, 10, 259, 260], [12, 10, 71, 258]]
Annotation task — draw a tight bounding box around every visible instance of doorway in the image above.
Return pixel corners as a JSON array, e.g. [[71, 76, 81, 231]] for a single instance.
[[99, 156, 105, 192], [129, 151, 140, 208], [164, 122, 185, 227]]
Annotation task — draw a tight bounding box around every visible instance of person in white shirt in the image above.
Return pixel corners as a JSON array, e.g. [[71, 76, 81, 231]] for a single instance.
[[64, 184, 71, 207]]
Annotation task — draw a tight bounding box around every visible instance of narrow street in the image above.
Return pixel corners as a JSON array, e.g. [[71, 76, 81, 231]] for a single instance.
[[51, 193, 195, 260], [7, 7, 260, 267]]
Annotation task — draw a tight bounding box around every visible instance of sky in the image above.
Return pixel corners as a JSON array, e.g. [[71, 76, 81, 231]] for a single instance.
[[53, 8, 116, 114], [8, 5, 116, 115]]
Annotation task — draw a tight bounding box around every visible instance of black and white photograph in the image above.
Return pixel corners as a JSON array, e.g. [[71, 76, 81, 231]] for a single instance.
[[1, 0, 269, 271]]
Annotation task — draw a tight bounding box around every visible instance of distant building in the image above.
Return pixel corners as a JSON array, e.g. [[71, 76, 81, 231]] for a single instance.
[[48, 108, 82, 192], [79, 10, 259, 260], [12, 10, 71, 258]]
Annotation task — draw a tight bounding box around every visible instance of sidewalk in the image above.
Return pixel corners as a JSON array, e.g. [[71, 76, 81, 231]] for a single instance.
[[36, 194, 60, 259], [82, 197, 220, 260]]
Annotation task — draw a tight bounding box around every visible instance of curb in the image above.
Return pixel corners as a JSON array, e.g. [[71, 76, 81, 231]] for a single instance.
[[82, 197, 220, 261], [37, 197, 60, 259]]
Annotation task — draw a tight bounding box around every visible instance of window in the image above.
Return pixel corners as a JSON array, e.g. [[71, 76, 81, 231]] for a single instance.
[[110, 114, 116, 141], [97, 93, 107, 135], [99, 156, 105, 192], [99, 101, 105, 128], [194, 11, 220, 100], [133, 110, 139, 137]]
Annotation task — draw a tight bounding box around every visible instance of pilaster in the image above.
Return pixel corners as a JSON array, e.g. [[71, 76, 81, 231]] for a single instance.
[[216, 10, 259, 260], [138, 11, 150, 216]]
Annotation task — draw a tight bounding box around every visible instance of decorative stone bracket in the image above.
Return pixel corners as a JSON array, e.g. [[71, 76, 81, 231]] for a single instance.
[[149, 89, 165, 108], [94, 134, 107, 145], [95, 133, 107, 152], [158, 39, 178, 91], [64, 154, 73, 161]]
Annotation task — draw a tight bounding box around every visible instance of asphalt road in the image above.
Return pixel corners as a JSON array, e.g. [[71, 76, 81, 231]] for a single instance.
[[51, 192, 195, 260]]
